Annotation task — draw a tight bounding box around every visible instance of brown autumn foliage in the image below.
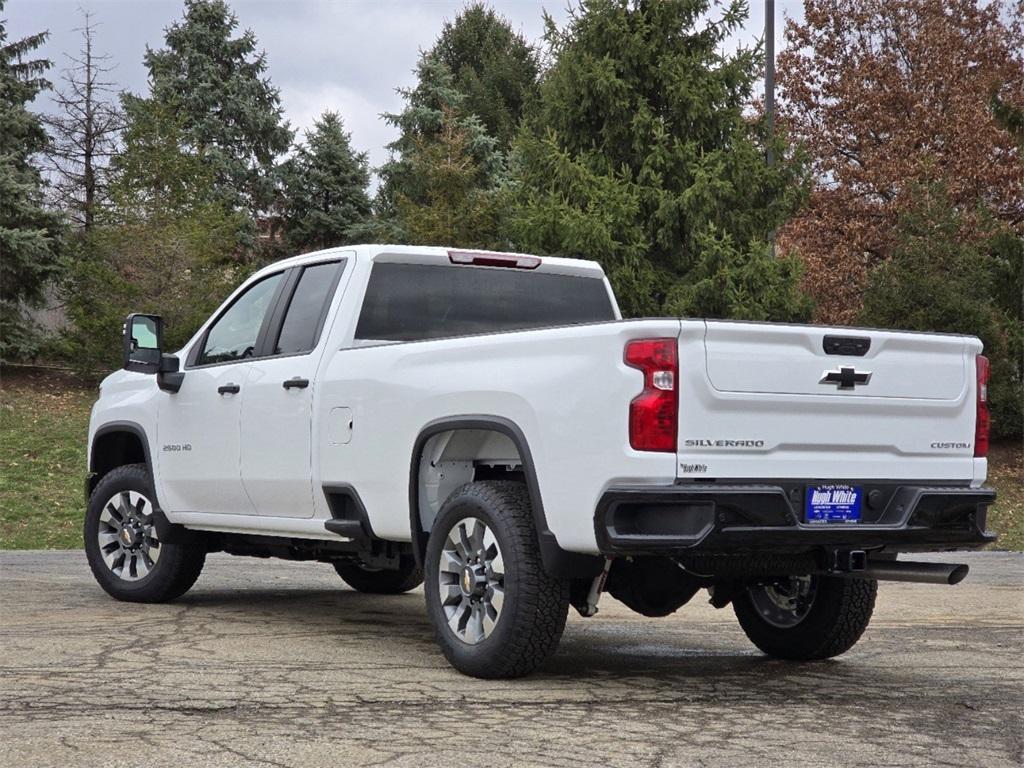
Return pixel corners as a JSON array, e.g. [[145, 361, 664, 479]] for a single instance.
[[777, 0, 1024, 323]]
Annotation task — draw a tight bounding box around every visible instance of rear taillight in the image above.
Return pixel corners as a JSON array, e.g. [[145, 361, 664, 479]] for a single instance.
[[975, 354, 990, 458], [625, 338, 678, 452]]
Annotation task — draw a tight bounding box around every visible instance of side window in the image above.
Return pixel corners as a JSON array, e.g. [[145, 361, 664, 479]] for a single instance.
[[197, 272, 284, 366], [274, 261, 344, 355]]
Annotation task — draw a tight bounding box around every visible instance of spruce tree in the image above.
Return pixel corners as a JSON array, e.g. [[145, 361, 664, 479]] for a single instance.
[[861, 184, 1022, 439], [143, 0, 291, 221], [376, 53, 502, 229], [395, 107, 503, 249], [431, 3, 539, 149], [0, 3, 64, 360], [508, 0, 811, 320], [372, 6, 537, 243], [281, 112, 372, 251]]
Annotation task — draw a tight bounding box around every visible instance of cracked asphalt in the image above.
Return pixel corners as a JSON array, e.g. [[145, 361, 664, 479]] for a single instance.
[[0, 550, 1021, 768]]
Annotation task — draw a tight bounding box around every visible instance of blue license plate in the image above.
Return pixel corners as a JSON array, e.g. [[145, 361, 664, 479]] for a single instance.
[[805, 484, 862, 524]]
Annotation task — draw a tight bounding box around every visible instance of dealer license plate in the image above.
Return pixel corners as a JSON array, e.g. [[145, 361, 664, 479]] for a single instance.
[[805, 484, 862, 524]]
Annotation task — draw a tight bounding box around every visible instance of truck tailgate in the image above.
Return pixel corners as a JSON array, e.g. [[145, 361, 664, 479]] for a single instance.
[[676, 320, 983, 482]]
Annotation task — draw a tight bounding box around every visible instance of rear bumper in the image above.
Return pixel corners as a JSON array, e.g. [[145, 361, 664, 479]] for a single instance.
[[595, 482, 996, 556]]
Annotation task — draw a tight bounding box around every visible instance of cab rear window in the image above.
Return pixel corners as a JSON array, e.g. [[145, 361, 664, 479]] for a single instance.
[[354, 262, 615, 342]]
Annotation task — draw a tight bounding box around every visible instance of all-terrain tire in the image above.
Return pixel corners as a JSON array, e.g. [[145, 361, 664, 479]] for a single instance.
[[733, 575, 877, 660], [424, 481, 570, 678], [84, 464, 206, 603], [333, 555, 423, 594]]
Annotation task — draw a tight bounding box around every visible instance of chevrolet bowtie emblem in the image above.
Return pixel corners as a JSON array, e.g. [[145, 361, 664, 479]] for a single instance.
[[820, 366, 871, 390]]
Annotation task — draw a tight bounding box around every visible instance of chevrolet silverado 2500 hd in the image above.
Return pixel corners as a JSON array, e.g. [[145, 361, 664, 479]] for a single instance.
[[85, 244, 996, 678]]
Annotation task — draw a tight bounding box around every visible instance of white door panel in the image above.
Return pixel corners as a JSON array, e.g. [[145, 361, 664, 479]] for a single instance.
[[239, 358, 317, 517], [156, 364, 254, 514], [238, 258, 349, 518]]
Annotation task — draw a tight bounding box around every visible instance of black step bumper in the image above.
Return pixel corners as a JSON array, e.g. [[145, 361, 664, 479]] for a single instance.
[[595, 483, 996, 556]]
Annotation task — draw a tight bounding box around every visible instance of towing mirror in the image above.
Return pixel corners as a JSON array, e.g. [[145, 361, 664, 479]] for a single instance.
[[123, 313, 163, 373]]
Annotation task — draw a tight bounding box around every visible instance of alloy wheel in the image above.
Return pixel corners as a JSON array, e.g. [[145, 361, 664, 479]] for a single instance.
[[97, 490, 160, 581], [748, 575, 817, 628], [437, 516, 505, 644]]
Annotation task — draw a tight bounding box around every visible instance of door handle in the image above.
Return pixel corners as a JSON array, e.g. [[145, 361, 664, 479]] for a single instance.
[[217, 383, 240, 395], [282, 377, 309, 390]]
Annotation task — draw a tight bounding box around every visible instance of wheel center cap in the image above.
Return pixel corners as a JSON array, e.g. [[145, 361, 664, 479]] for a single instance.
[[120, 525, 141, 548], [460, 565, 486, 597]]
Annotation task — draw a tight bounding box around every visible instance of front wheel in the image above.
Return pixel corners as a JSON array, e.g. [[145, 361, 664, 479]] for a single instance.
[[84, 464, 206, 603], [733, 574, 877, 660], [424, 481, 570, 679]]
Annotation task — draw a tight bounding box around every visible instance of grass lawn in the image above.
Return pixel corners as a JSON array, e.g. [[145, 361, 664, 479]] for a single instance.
[[2, 366, 1022, 550], [984, 441, 1023, 551], [1, 368, 97, 548]]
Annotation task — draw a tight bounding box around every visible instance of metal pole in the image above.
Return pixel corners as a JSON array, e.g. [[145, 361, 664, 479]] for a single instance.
[[765, 0, 776, 257], [765, 0, 775, 159]]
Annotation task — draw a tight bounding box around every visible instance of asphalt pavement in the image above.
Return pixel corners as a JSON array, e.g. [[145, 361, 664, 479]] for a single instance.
[[1, 550, 1021, 768]]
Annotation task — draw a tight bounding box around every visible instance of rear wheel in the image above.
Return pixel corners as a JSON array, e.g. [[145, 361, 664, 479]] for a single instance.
[[333, 555, 423, 594], [84, 464, 205, 603], [424, 481, 570, 678], [733, 574, 877, 660]]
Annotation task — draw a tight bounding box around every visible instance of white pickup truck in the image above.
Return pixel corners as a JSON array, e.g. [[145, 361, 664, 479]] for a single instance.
[[86, 244, 996, 678]]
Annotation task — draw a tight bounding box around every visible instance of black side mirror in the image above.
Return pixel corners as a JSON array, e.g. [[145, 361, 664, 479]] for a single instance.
[[122, 314, 185, 393], [157, 354, 184, 393], [123, 313, 163, 373]]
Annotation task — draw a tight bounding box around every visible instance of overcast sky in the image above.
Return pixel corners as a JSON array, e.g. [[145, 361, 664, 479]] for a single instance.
[[8, 0, 805, 183]]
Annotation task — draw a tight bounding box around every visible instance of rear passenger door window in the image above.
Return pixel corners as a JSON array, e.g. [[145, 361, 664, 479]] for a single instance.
[[271, 260, 345, 356]]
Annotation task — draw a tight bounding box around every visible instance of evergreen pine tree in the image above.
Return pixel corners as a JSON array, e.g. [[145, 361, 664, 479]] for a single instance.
[[508, 0, 811, 320], [376, 53, 502, 230], [396, 106, 503, 249], [371, 6, 537, 243], [143, 0, 292, 222], [861, 183, 1022, 439], [282, 112, 372, 251], [431, 3, 539, 149], [0, 3, 65, 360]]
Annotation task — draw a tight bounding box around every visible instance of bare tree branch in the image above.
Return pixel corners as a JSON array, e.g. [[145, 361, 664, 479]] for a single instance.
[[43, 8, 125, 231]]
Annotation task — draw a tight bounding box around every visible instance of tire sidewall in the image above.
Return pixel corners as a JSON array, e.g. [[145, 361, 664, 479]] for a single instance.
[[734, 575, 875, 659], [424, 493, 525, 675], [84, 465, 171, 600], [737, 576, 834, 637]]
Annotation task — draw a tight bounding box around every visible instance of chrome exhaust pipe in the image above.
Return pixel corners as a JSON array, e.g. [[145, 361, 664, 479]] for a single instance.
[[854, 560, 970, 585]]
